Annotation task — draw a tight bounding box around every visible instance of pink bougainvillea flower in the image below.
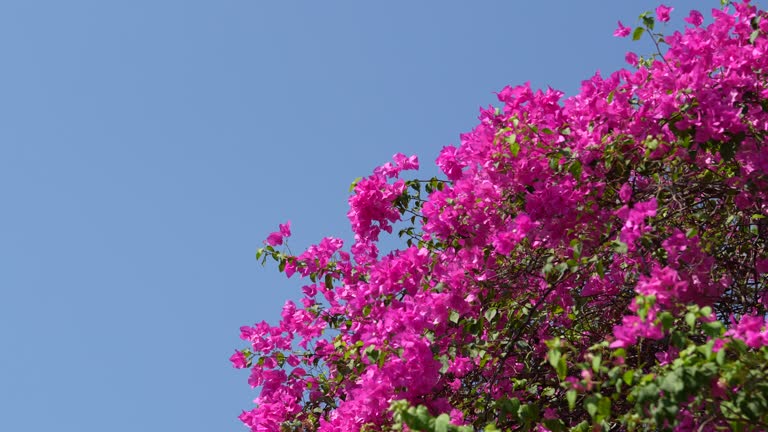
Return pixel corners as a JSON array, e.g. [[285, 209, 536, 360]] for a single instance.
[[435, 146, 463, 180], [265, 221, 291, 246], [614, 21, 631, 37], [374, 153, 420, 178], [684, 9, 704, 26], [392, 152, 419, 171], [610, 314, 663, 348], [619, 183, 633, 203], [624, 52, 639, 67], [229, 350, 248, 369], [726, 314, 768, 348], [656, 5, 673, 22], [265, 232, 283, 246], [279, 221, 291, 237]]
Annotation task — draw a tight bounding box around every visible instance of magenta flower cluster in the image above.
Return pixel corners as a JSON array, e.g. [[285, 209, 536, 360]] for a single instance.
[[235, 3, 768, 430]]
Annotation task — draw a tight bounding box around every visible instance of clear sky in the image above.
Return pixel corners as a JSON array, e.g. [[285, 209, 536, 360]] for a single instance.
[[0, 1, 724, 431]]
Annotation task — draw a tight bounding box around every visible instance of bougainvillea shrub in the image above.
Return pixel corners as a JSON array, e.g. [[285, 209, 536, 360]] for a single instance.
[[233, 2, 768, 430]]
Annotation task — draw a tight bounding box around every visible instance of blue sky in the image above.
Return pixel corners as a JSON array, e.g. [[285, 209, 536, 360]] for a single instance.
[[0, 1, 718, 430]]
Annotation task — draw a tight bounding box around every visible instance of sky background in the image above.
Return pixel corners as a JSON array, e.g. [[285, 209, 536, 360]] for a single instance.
[[0, 1, 732, 431]]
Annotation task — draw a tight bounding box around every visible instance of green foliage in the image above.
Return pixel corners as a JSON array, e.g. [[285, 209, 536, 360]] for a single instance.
[[544, 303, 768, 431]]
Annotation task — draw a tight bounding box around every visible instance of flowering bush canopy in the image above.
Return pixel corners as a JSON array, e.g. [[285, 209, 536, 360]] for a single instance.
[[234, 2, 768, 431]]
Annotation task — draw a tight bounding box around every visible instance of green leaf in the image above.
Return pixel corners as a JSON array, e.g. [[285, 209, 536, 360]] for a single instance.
[[636, 382, 659, 404], [632, 27, 645, 41], [685, 312, 697, 329], [659, 311, 674, 331], [507, 398, 521, 417], [364, 345, 380, 363], [349, 176, 362, 192], [570, 240, 582, 259], [750, 29, 760, 44], [613, 241, 628, 254], [585, 396, 598, 418], [642, 15, 655, 31], [449, 310, 460, 324], [506, 134, 520, 157], [518, 403, 539, 424], [557, 355, 568, 381], [716, 348, 726, 365], [548, 349, 561, 369], [670, 330, 687, 348], [569, 160, 582, 180], [597, 396, 611, 419], [702, 321, 724, 337], [571, 421, 590, 432], [479, 350, 490, 368], [484, 308, 498, 322], [543, 419, 565, 432], [623, 370, 634, 385], [509, 141, 520, 157], [591, 354, 602, 372], [415, 406, 432, 428], [566, 389, 577, 411], [660, 372, 685, 399], [645, 137, 660, 150], [434, 413, 450, 432]]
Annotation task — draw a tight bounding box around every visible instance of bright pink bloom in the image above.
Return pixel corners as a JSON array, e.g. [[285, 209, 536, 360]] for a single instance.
[[726, 315, 768, 348], [265, 232, 283, 246], [656, 5, 673, 23], [492, 214, 534, 255], [436, 146, 463, 180], [654, 346, 679, 366], [610, 314, 663, 348], [625, 51, 639, 67], [230, 350, 248, 369], [265, 221, 291, 246], [685, 9, 704, 26], [279, 221, 291, 237], [614, 21, 631, 37], [374, 153, 419, 178], [617, 198, 658, 250], [619, 183, 633, 203]]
